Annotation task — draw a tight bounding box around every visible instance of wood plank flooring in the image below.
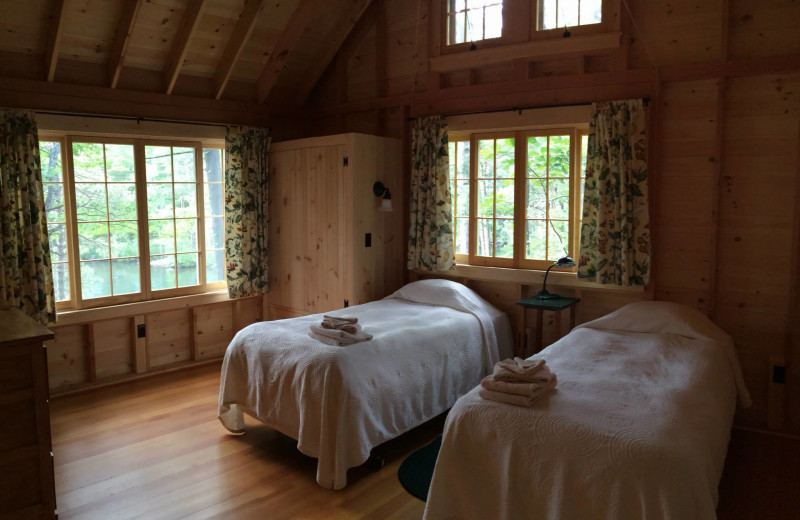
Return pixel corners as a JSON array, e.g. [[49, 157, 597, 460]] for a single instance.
[[50, 363, 800, 519]]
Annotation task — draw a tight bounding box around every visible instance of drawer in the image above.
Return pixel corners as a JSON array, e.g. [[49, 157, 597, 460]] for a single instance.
[[0, 352, 33, 394], [0, 399, 38, 452], [0, 446, 42, 515]]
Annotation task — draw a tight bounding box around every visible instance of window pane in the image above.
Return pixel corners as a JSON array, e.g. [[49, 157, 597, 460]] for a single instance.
[[145, 146, 172, 182], [52, 263, 69, 301], [204, 182, 224, 217], [75, 183, 108, 221], [150, 255, 176, 290], [78, 222, 109, 260], [466, 6, 482, 40], [526, 220, 546, 259], [81, 261, 111, 299], [455, 218, 469, 255], [177, 253, 199, 287], [40, 141, 62, 182], [206, 249, 225, 283], [454, 0, 466, 10], [485, 3, 502, 38], [580, 0, 602, 25], [477, 140, 494, 178], [496, 138, 515, 178], [107, 183, 137, 221], [549, 135, 570, 176], [581, 134, 589, 173], [548, 220, 569, 260], [174, 183, 197, 218], [448, 142, 456, 177], [458, 141, 471, 178], [173, 147, 196, 182], [496, 219, 514, 258], [47, 223, 68, 262], [549, 178, 570, 219], [477, 219, 493, 256], [527, 178, 547, 219], [559, 0, 579, 27], [44, 183, 66, 222], [148, 219, 175, 255], [203, 149, 223, 182], [147, 184, 174, 219], [176, 219, 198, 252], [72, 143, 105, 182], [111, 258, 140, 295], [477, 179, 494, 218], [205, 217, 224, 250], [527, 136, 548, 178], [456, 180, 470, 217], [451, 12, 465, 44], [542, 0, 557, 29], [105, 144, 135, 182], [495, 179, 514, 217], [109, 222, 139, 258]]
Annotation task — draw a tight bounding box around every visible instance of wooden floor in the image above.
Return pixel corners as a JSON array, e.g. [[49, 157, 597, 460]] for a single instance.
[[50, 363, 800, 520]]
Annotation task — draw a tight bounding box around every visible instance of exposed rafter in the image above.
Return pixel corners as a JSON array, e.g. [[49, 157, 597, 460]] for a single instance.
[[213, 0, 266, 100], [256, 0, 323, 104], [164, 0, 208, 95], [45, 0, 67, 82], [290, 0, 373, 106], [108, 0, 145, 89]]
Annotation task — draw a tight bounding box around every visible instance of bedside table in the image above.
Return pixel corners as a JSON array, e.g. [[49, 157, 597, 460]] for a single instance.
[[515, 296, 580, 357]]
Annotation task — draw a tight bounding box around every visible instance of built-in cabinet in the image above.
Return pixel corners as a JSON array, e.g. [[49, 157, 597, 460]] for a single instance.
[[268, 133, 404, 318], [0, 306, 57, 519]]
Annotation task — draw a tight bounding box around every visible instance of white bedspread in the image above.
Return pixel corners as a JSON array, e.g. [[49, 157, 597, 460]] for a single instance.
[[218, 279, 512, 490], [424, 301, 750, 520]]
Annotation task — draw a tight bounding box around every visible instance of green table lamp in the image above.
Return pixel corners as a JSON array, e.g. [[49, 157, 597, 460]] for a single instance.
[[534, 256, 576, 300]]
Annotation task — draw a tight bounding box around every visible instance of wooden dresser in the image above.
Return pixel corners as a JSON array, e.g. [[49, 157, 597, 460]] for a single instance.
[[0, 305, 57, 519]]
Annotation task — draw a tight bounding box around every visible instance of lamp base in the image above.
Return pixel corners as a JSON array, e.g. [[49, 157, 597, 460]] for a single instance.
[[534, 290, 561, 300]]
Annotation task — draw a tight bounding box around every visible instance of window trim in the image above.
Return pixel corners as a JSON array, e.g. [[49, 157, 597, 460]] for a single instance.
[[532, 0, 620, 40], [444, 0, 506, 49], [43, 133, 226, 311]]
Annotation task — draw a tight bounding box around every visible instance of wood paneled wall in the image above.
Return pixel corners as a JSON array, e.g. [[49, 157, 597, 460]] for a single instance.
[[45, 297, 264, 395], [305, 0, 800, 433]]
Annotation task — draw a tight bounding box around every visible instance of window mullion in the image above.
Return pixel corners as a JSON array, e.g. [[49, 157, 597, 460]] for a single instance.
[[468, 134, 478, 265], [64, 136, 86, 308], [134, 140, 151, 300], [513, 131, 525, 269], [196, 147, 207, 289]]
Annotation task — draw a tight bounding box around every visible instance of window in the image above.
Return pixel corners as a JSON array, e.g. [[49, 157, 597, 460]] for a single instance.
[[39, 136, 225, 310], [449, 126, 588, 270], [538, 0, 602, 31], [447, 0, 503, 45]]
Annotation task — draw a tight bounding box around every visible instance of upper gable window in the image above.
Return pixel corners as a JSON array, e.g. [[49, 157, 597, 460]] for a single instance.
[[447, 0, 504, 45], [538, 0, 602, 31]]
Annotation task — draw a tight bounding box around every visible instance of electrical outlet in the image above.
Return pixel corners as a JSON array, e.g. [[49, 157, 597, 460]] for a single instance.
[[137, 323, 146, 338], [365, 233, 371, 247], [772, 365, 786, 384]]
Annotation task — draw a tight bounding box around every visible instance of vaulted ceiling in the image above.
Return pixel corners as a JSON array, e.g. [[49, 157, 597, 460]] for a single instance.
[[0, 0, 372, 109]]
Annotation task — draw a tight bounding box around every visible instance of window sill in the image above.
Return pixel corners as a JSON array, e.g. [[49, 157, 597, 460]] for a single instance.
[[51, 290, 263, 327], [429, 32, 622, 73], [417, 263, 644, 293]]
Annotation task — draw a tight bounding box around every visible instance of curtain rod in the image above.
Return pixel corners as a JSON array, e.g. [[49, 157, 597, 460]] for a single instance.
[[407, 98, 650, 121], [33, 110, 268, 130]]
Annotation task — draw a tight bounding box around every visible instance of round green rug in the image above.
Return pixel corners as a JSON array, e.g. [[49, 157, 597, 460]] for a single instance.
[[397, 436, 442, 501]]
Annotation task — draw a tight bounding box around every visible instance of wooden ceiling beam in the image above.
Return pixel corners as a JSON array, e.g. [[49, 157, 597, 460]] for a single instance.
[[44, 0, 67, 81], [290, 0, 373, 107], [164, 0, 208, 95], [213, 0, 266, 100], [108, 0, 145, 89], [255, 0, 323, 104]]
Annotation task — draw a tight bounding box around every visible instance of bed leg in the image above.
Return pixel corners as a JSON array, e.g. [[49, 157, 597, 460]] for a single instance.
[[366, 454, 385, 470]]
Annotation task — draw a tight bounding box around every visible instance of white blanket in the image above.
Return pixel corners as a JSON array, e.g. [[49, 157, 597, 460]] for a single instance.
[[218, 279, 512, 489], [424, 301, 750, 520]]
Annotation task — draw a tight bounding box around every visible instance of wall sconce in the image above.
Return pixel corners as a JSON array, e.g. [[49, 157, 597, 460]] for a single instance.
[[373, 181, 393, 212], [534, 256, 575, 300]]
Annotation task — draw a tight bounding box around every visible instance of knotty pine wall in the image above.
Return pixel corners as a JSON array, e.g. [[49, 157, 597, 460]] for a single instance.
[[305, 0, 800, 433]]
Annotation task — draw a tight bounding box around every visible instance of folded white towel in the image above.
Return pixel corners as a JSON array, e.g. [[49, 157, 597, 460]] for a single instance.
[[493, 357, 552, 383], [480, 372, 556, 397], [323, 315, 358, 324], [309, 324, 373, 344], [321, 319, 361, 334], [309, 331, 358, 347], [479, 375, 557, 407]]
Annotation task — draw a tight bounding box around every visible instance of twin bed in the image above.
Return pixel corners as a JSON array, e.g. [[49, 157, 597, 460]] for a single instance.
[[218, 280, 750, 518]]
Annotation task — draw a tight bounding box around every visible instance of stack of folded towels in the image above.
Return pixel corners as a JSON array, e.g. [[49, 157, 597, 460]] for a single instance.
[[479, 357, 557, 407], [308, 315, 373, 347]]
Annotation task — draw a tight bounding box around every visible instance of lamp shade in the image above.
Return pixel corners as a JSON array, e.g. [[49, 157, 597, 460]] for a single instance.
[[379, 198, 393, 212]]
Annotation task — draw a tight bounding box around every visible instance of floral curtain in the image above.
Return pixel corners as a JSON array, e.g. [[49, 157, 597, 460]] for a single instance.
[[224, 126, 270, 298], [578, 99, 651, 286], [0, 109, 56, 324], [408, 116, 455, 272]]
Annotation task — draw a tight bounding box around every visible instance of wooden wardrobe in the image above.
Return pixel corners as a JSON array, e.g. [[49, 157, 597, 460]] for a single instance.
[[268, 133, 404, 319]]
